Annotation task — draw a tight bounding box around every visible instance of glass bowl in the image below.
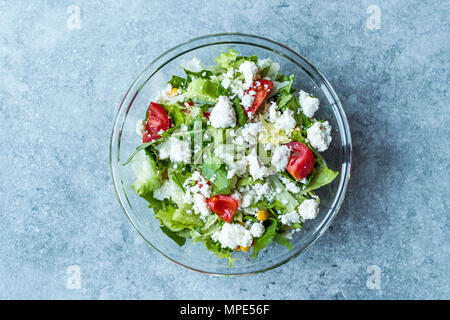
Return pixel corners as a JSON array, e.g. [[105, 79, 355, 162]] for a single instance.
[[110, 33, 352, 275]]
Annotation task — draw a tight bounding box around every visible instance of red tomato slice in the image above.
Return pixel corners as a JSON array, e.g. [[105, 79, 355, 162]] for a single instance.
[[206, 195, 239, 223], [242, 79, 273, 115], [286, 142, 315, 180], [142, 102, 170, 143]]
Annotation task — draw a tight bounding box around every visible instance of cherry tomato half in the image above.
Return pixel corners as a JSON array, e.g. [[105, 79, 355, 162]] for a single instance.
[[242, 79, 273, 115], [142, 102, 170, 143], [206, 195, 239, 223], [286, 142, 315, 180]]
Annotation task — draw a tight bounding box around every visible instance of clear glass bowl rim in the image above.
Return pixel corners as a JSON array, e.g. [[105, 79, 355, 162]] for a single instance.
[[110, 33, 352, 276]]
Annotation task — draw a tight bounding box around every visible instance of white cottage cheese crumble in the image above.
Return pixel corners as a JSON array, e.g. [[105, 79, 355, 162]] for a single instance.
[[183, 171, 212, 199], [247, 150, 273, 180], [210, 96, 236, 128], [280, 211, 301, 226], [250, 223, 265, 238], [307, 121, 332, 152], [239, 61, 258, 89], [212, 223, 253, 250], [240, 189, 256, 208], [221, 68, 235, 89], [266, 101, 280, 123], [275, 109, 296, 136], [240, 122, 263, 146], [299, 90, 320, 118], [279, 176, 301, 194], [135, 119, 146, 136], [192, 193, 211, 220], [298, 199, 319, 220], [181, 171, 212, 220], [241, 94, 255, 110], [215, 144, 248, 178], [271, 144, 290, 172], [253, 182, 274, 202], [158, 137, 191, 163]]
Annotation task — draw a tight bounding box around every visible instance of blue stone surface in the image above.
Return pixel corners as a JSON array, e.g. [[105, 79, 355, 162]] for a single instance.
[[0, 0, 448, 299]]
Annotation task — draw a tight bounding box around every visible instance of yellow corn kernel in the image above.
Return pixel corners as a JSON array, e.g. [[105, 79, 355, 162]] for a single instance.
[[235, 246, 251, 252], [170, 87, 179, 95], [257, 209, 269, 221]]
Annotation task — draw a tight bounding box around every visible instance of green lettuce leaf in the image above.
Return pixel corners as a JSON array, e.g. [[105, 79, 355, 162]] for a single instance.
[[200, 152, 231, 195], [215, 49, 239, 68], [186, 78, 218, 103], [190, 215, 221, 243], [259, 115, 290, 145], [267, 175, 299, 212], [236, 176, 259, 187], [130, 149, 163, 196], [165, 104, 191, 126], [202, 238, 235, 266], [154, 203, 203, 233]]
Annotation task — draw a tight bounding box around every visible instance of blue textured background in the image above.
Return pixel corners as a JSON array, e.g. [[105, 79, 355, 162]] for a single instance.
[[0, 0, 448, 299]]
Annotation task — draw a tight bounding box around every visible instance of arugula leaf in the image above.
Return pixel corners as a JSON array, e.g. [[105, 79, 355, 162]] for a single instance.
[[251, 218, 278, 258], [243, 215, 259, 223], [303, 165, 339, 193], [275, 77, 314, 128], [232, 97, 247, 127], [160, 226, 186, 247], [202, 165, 230, 195], [212, 170, 230, 195], [170, 171, 187, 192], [123, 126, 175, 166], [290, 222, 303, 229], [122, 142, 153, 166], [140, 192, 166, 210], [231, 55, 258, 68], [276, 74, 295, 95], [168, 75, 187, 89], [278, 94, 305, 126], [301, 149, 339, 194], [184, 69, 213, 82], [273, 233, 293, 250], [249, 200, 275, 210]]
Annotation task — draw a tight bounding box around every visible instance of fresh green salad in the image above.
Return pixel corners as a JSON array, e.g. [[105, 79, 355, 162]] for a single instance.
[[125, 50, 338, 265]]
